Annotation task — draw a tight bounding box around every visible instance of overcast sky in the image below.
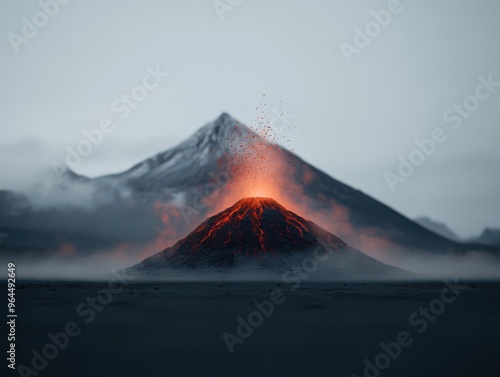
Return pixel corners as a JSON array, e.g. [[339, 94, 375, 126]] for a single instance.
[[1, 0, 499, 237]]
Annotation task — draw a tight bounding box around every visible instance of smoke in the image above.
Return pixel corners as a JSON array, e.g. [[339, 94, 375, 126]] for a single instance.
[[4, 242, 499, 281], [0, 242, 151, 281], [21, 174, 99, 211], [0, 138, 96, 210], [0, 255, 132, 281]]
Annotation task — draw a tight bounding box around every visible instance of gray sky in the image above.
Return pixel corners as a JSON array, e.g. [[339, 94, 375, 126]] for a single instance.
[[1, 0, 499, 237]]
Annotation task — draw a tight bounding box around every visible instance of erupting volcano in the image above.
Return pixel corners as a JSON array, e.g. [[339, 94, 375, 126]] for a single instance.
[[179, 197, 347, 255], [130, 197, 404, 277]]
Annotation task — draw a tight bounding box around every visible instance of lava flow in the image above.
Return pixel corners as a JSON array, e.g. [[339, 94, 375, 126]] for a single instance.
[[130, 197, 406, 276], [186, 197, 319, 255], [131, 197, 351, 270]]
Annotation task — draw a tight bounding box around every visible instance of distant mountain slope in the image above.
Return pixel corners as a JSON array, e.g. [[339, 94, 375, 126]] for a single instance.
[[470, 228, 500, 246], [414, 217, 500, 247], [414, 217, 461, 242]]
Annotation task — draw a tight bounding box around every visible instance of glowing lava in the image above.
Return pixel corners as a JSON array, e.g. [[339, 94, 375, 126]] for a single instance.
[[165, 197, 347, 263], [129, 196, 405, 276]]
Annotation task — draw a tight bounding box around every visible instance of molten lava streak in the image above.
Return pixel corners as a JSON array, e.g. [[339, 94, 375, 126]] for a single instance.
[[129, 195, 402, 275], [182, 197, 345, 256]]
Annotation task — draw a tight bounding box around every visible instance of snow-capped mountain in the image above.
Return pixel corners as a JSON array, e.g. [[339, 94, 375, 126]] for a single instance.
[[93, 113, 251, 196]]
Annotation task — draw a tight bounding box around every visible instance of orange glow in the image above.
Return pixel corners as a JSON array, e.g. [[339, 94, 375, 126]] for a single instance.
[[140, 116, 391, 260], [187, 197, 315, 255], [206, 123, 347, 239], [57, 243, 77, 256], [143, 202, 188, 257]]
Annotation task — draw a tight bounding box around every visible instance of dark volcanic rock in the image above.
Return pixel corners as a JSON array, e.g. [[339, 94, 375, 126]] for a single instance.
[[129, 197, 404, 277]]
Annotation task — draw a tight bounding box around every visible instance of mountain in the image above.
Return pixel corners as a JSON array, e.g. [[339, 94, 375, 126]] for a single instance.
[[414, 217, 500, 247], [414, 217, 462, 242], [92, 113, 248, 196], [129, 197, 403, 277], [1, 113, 498, 262], [470, 228, 500, 246]]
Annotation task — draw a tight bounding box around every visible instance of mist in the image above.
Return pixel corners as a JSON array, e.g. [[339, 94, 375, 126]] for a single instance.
[[4, 245, 499, 282]]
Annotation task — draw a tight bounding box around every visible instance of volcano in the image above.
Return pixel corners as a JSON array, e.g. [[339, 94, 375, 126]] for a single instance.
[[2, 113, 499, 262], [129, 197, 404, 277]]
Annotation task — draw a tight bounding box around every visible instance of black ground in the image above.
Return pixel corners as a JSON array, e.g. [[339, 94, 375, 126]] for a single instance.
[[3, 281, 500, 377]]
